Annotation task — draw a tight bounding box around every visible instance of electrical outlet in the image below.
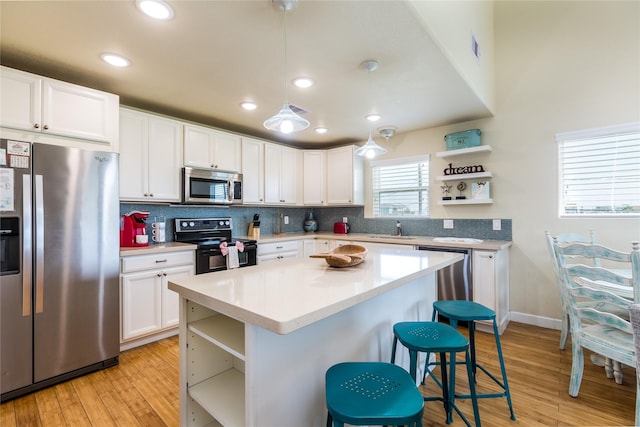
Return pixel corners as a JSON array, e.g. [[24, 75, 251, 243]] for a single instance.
[[443, 219, 454, 229], [284, 215, 289, 225], [343, 217, 348, 223], [492, 219, 502, 231]]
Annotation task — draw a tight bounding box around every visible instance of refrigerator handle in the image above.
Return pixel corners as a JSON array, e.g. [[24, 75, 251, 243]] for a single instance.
[[35, 174, 44, 313], [22, 175, 32, 317]]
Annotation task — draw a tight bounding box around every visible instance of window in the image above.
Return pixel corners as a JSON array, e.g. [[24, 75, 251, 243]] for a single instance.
[[556, 122, 640, 216], [371, 156, 430, 217]]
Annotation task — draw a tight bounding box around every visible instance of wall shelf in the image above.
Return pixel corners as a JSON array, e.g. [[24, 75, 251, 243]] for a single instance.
[[436, 145, 492, 158], [439, 198, 493, 206], [436, 171, 492, 182]]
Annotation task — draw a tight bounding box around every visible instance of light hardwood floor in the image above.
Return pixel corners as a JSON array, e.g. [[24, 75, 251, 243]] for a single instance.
[[1, 322, 636, 426]]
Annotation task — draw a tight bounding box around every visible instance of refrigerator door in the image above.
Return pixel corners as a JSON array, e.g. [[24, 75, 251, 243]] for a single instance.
[[0, 139, 33, 394], [32, 143, 119, 382]]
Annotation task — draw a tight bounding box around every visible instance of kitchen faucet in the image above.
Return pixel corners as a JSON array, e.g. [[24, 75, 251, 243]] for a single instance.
[[396, 220, 402, 236]]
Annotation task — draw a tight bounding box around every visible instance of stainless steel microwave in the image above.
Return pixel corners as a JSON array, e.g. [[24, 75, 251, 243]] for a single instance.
[[182, 167, 242, 205]]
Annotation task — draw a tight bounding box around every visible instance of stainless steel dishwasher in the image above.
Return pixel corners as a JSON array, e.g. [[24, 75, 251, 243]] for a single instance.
[[417, 246, 472, 301]]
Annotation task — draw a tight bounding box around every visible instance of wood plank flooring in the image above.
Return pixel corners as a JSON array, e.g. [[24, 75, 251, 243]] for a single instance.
[[1, 322, 636, 426]]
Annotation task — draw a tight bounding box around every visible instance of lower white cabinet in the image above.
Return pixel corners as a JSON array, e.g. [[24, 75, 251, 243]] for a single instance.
[[473, 248, 510, 334], [257, 240, 301, 264], [120, 250, 194, 346]]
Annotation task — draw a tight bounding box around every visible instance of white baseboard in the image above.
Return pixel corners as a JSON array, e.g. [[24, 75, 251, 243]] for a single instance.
[[509, 311, 561, 330]]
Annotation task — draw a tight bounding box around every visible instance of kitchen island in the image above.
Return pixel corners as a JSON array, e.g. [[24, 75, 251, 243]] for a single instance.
[[168, 246, 463, 427]]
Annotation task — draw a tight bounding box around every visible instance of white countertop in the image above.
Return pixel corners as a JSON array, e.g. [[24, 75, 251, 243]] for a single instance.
[[244, 232, 512, 251], [120, 242, 197, 257], [168, 247, 463, 335]]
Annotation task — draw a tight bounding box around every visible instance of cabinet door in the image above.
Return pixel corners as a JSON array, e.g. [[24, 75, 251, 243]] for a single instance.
[[241, 138, 264, 204], [211, 130, 241, 171], [280, 146, 298, 204], [264, 143, 282, 204], [473, 250, 496, 311], [303, 151, 326, 205], [161, 265, 193, 329], [0, 66, 42, 131], [183, 124, 215, 168], [42, 78, 118, 143], [327, 146, 363, 204], [148, 116, 182, 201], [119, 109, 149, 200], [121, 270, 162, 341]]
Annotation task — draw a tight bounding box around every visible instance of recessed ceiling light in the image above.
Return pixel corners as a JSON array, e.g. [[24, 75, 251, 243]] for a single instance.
[[135, 0, 174, 20], [100, 53, 131, 67], [366, 114, 381, 122], [240, 102, 258, 111], [315, 127, 328, 134], [293, 77, 314, 89]]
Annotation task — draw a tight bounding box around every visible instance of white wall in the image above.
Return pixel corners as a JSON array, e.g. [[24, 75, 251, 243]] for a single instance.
[[368, 1, 640, 326]]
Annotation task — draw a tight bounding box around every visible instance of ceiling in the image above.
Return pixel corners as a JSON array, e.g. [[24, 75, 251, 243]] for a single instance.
[[0, 0, 491, 149]]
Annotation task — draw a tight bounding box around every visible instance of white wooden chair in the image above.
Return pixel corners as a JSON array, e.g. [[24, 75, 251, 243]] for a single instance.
[[554, 241, 640, 425], [544, 230, 600, 350], [628, 303, 640, 427]]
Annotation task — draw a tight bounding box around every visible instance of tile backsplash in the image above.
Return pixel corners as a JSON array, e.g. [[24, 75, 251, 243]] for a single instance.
[[121, 204, 512, 242]]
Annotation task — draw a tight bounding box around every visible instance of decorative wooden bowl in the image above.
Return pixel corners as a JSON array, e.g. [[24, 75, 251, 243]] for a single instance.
[[309, 244, 368, 268]]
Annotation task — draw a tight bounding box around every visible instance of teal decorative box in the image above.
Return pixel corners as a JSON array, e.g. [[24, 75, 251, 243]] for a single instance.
[[445, 129, 481, 150]]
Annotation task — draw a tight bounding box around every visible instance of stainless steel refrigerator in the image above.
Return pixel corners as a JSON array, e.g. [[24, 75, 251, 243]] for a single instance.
[[0, 139, 120, 401]]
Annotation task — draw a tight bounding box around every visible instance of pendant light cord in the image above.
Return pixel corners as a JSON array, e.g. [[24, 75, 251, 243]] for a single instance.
[[282, 9, 289, 104]]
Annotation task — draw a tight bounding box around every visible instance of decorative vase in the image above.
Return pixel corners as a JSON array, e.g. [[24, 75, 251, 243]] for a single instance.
[[303, 212, 318, 232]]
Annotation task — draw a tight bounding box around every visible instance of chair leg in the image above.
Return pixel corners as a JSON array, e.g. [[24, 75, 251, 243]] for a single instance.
[[492, 319, 516, 421], [612, 360, 624, 385], [440, 351, 453, 424], [559, 311, 569, 350], [464, 349, 482, 427], [391, 336, 398, 364], [569, 339, 584, 397]]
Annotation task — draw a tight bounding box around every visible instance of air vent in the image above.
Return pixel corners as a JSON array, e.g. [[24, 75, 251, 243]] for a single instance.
[[289, 104, 309, 115]]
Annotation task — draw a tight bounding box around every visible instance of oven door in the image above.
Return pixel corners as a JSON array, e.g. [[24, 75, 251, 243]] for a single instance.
[[196, 248, 227, 274]]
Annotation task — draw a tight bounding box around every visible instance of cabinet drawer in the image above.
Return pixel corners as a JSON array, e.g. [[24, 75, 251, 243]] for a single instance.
[[121, 251, 194, 273], [257, 240, 300, 256]]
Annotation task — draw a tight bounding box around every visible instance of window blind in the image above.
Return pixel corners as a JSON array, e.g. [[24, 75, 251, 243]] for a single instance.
[[372, 157, 429, 217], [557, 124, 640, 216]]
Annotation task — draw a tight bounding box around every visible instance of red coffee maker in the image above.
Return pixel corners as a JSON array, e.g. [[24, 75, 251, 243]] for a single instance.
[[120, 210, 150, 247]]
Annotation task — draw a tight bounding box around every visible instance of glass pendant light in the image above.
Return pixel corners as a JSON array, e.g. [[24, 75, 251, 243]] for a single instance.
[[355, 60, 387, 158], [264, 1, 309, 134]]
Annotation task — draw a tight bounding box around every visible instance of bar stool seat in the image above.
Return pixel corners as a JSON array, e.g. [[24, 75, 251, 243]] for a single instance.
[[432, 300, 516, 421], [391, 321, 480, 427], [325, 362, 424, 427]]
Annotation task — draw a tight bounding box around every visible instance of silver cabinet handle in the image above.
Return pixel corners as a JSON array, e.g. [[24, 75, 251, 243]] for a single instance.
[[33, 123, 40, 129], [35, 175, 44, 313], [22, 175, 32, 316], [155, 259, 168, 263], [43, 125, 49, 130]]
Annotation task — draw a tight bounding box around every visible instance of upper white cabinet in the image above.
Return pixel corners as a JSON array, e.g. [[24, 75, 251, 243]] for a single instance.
[[303, 150, 326, 205], [0, 66, 118, 148], [326, 145, 363, 205], [119, 108, 183, 202], [264, 144, 299, 205], [183, 124, 241, 172], [241, 137, 265, 204]]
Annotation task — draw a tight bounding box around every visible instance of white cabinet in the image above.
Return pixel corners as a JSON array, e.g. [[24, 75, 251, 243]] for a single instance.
[[303, 150, 326, 205], [0, 66, 118, 147], [119, 108, 183, 202], [473, 248, 509, 334], [257, 240, 301, 264], [326, 145, 364, 205], [184, 124, 241, 171], [303, 239, 330, 257], [241, 137, 265, 204], [120, 250, 194, 347], [264, 144, 299, 204]]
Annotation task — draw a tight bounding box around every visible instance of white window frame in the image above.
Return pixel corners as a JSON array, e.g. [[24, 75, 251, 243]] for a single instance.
[[556, 122, 640, 218], [370, 155, 430, 218]]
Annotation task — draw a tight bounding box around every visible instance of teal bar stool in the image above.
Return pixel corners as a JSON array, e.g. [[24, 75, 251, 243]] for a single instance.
[[391, 321, 480, 427], [325, 362, 424, 427], [431, 300, 516, 421]]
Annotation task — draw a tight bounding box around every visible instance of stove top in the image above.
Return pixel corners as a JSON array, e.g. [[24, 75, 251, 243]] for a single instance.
[[174, 218, 256, 248]]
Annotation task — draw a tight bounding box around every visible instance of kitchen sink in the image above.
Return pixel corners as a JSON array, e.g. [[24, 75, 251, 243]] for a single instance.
[[368, 235, 416, 240], [432, 237, 483, 244]]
